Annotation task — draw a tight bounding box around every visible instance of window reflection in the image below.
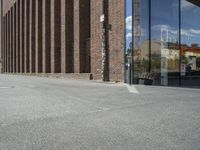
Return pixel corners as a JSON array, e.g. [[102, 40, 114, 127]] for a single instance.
[[125, 0, 200, 86], [133, 0, 150, 84], [125, 0, 133, 83], [181, 0, 200, 86], [151, 0, 179, 86]]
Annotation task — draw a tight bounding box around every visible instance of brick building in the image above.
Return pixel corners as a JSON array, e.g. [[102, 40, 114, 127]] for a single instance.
[[0, 0, 125, 82]]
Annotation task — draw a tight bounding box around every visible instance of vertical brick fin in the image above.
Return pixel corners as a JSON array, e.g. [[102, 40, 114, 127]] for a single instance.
[[20, 0, 25, 73], [42, 0, 46, 73], [73, 0, 80, 73], [5, 15, 7, 72], [11, 8, 13, 73], [24, 0, 26, 72], [3, 15, 6, 73], [29, 0, 32, 73], [79, 0, 91, 73], [43, 0, 51, 73], [6, 15, 8, 72], [15, 2, 18, 73], [24, 0, 26, 73], [2, 17, 4, 72], [30, 0, 36, 73], [6, 13, 8, 72], [51, 0, 61, 73], [17, 0, 20, 73], [108, 0, 125, 82], [66, 0, 74, 73], [54, 0, 61, 73], [8, 11, 10, 73], [8, 10, 11, 73], [3, 16, 6, 72], [61, 0, 74, 73], [61, 0, 66, 73], [90, 0, 103, 80], [3, 16, 5, 72], [50, 0, 55, 73], [35, 0, 43, 73], [13, 4, 16, 73], [25, 0, 30, 73]]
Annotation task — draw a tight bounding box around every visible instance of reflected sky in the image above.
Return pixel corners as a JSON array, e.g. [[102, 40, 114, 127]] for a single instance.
[[181, 0, 200, 45], [126, 0, 132, 50], [126, 0, 200, 49]]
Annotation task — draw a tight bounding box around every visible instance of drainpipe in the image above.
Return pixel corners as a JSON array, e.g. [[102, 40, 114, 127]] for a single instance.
[[101, 0, 108, 81]]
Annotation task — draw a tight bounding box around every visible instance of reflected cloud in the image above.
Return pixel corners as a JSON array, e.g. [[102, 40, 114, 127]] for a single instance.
[[152, 24, 200, 37], [189, 29, 200, 35], [181, 29, 200, 37], [126, 32, 132, 39], [181, 0, 195, 10], [126, 16, 132, 30], [152, 24, 177, 34]]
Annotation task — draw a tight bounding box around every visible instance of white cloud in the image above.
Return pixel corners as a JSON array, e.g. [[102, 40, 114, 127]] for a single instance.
[[189, 29, 200, 35], [152, 24, 200, 38], [126, 32, 132, 38], [181, 0, 195, 10], [152, 24, 171, 31], [126, 16, 132, 30], [181, 28, 200, 38], [152, 24, 178, 34]]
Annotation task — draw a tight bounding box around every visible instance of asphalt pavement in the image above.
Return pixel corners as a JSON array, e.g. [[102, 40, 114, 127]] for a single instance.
[[0, 74, 200, 150]]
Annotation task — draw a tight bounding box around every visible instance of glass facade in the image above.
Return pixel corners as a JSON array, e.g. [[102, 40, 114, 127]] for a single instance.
[[126, 0, 200, 87]]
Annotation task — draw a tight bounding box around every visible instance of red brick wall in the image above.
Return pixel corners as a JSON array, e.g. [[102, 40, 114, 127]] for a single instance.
[[108, 0, 125, 82], [2, 0, 125, 82], [91, 0, 125, 82], [90, 0, 103, 80]]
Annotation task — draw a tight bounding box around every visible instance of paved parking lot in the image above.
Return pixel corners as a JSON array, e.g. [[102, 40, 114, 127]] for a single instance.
[[0, 74, 200, 150]]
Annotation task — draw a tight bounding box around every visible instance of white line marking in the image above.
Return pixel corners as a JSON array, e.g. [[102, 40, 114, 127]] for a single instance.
[[126, 85, 139, 94]]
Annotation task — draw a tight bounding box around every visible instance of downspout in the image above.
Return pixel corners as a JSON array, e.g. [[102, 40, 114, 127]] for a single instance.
[[101, 0, 109, 81]]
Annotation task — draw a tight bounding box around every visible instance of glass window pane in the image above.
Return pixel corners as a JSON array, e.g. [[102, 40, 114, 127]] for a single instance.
[[181, 0, 200, 87], [125, 0, 133, 83], [133, 0, 150, 84], [151, 0, 180, 86]]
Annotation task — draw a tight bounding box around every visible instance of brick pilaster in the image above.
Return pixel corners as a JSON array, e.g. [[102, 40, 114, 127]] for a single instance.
[[25, 0, 30, 73], [13, 4, 16, 73], [8, 11, 10, 73], [19, 0, 22, 72], [61, 0, 66, 73], [17, 0, 21, 72], [4, 16, 7, 72], [42, 0, 51, 73], [2, 17, 4, 72], [73, 0, 80, 73], [51, 0, 61, 73], [50, 0, 55, 73], [20, 0, 25, 73], [61, 0, 74, 73], [29, 0, 36, 73], [10, 8, 13, 73], [35, 0, 43, 73]]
